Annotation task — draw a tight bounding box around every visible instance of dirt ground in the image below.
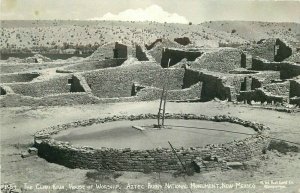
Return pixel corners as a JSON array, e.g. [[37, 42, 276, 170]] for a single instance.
[[1, 101, 300, 193]]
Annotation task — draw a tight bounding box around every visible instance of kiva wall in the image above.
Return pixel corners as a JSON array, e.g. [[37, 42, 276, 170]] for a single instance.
[[34, 114, 270, 172]]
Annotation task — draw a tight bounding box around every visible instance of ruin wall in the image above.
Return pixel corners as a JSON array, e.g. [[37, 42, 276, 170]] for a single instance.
[[135, 45, 149, 61], [252, 57, 300, 79], [262, 81, 290, 96], [275, 39, 293, 62], [7, 75, 72, 97], [61, 59, 126, 72], [238, 89, 288, 104], [242, 39, 276, 62], [290, 80, 300, 97], [34, 114, 270, 172], [161, 48, 202, 68], [190, 48, 242, 73], [136, 83, 202, 101], [0, 73, 40, 83], [0, 61, 73, 74], [83, 64, 185, 98]]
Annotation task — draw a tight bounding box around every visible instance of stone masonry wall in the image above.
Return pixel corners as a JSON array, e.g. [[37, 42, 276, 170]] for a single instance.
[[161, 48, 202, 68], [83, 63, 185, 98], [34, 114, 270, 172], [252, 57, 300, 79], [7, 75, 72, 97], [135, 45, 149, 61], [290, 80, 300, 97], [0, 73, 40, 83], [135, 83, 202, 101], [238, 89, 288, 104], [275, 39, 293, 62], [0, 61, 74, 74], [70, 75, 85, 93], [62, 59, 126, 72], [262, 81, 290, 97], [190, 48, 242, 73], [242, 39, 276, 62]]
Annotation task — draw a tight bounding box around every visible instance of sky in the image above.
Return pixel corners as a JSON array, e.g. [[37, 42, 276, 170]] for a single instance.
[[1, 0, 300, 24]]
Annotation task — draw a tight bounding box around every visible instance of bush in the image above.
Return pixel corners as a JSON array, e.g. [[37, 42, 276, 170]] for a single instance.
[[231, 29, 236, 34]]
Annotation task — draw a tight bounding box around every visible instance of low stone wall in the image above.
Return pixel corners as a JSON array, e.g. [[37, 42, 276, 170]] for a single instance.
[[34, 114, 270, 172], [61, 59, 126, 72], [262, 81, 290, 97], [0, 73, 40, 83], [7, 75, 72, 97], [237, 89, 288, 104], [0, 83, 202, 107], [0, 92, 100, 107], [252, 57, 300, 79], [135, 83, 202, 101], [0, 61, 75, 74]]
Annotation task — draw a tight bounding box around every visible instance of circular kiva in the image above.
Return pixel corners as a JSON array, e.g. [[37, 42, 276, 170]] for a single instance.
[[34, 114, 270, 172]]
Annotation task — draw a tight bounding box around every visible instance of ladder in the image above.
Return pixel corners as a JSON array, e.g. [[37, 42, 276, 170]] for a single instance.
[[157, 58, 170, 128], [157, 86, 168, 127]]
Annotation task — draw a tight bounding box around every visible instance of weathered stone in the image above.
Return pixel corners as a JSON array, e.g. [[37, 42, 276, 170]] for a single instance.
[[28, 147, 38, 154]]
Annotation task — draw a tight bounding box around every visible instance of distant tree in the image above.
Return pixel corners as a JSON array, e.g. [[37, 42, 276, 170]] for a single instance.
[[189, 22, 192, 25], [231, 29, 236, 34]]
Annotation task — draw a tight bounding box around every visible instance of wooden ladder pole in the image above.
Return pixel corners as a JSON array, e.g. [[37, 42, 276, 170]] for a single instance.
[[157, 86, 165, 127], [162, 90, 168, 126]]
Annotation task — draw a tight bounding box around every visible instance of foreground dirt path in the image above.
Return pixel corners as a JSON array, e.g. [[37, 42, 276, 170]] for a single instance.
[[1, 101, 300, 193]]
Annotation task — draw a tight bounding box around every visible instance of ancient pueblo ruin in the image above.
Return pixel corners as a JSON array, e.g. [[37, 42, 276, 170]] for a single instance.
[[1, 19, 300, 193]]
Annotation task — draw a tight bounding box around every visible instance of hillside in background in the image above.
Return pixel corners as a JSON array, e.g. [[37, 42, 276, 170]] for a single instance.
[[0, 20, 299, 54], [201, 21, 300, 42]]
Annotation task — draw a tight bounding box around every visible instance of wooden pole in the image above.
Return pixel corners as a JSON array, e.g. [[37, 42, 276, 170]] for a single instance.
[[157, 86, 165, 127], [168, 141, 187, 172], [162, 90, 167, 126]]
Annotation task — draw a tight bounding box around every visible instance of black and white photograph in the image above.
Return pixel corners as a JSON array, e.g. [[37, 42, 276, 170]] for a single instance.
[[0, 0, 300, 192]]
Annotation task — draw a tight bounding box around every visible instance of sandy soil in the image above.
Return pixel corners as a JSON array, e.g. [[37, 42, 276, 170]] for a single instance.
[[1, 101, 300, 193]]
